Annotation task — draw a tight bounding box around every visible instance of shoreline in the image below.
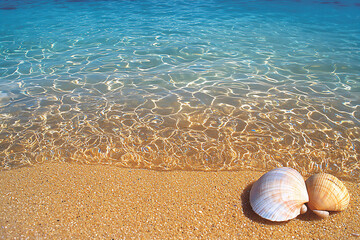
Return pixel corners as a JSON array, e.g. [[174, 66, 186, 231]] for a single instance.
[[0, 163, 359, 239]]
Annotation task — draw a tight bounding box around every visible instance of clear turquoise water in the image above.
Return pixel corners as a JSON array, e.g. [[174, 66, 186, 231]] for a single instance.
[[0, 0, 359, 180]]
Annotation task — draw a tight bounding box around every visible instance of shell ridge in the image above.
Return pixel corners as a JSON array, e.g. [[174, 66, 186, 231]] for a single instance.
[[306, 173, 349, 215], [250, 167, 309, 222], [251, 169, 349, 221]]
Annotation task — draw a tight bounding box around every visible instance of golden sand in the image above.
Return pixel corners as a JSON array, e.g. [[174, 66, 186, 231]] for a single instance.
[[0, 163, 359, 239]]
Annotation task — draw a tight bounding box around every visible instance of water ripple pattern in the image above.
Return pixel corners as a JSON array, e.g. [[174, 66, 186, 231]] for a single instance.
[[0, 0, 359, 180]]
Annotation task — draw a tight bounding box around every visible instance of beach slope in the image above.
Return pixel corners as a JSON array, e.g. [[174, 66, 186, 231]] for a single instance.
[[0, 163, 359, 239]]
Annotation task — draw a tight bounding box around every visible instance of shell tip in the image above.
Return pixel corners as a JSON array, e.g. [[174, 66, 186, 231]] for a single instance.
[[312, 210, 330, 218], [300, 204, 307, 214]]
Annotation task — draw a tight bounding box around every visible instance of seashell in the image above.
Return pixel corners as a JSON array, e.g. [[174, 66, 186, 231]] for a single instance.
[[305, 173, 350, 218], [250, 167, 309, 222]]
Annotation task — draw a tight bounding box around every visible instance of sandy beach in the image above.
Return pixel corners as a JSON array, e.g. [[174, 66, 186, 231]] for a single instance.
[[0, 163, 359, 239]]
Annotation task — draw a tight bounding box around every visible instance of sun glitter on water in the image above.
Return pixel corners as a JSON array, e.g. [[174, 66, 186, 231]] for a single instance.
[[0, 0, 359, 181]]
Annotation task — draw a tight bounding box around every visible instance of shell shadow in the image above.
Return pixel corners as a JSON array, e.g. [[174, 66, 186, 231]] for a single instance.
[[296, 210, 321, 221], [240, 182, 287, 225], [297, 208, 339, 221]]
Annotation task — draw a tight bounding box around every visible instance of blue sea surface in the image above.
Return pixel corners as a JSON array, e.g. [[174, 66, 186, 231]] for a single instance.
[[0, 0, 359, 180]]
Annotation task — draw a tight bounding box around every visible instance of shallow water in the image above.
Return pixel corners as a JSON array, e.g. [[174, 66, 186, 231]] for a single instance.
[[0, 0, 359, 180]]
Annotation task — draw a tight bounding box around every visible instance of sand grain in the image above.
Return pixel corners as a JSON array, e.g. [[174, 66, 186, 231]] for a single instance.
[[0, 163, 359, 239]]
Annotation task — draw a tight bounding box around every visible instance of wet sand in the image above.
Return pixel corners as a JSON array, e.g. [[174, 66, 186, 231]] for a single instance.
[[0, 163, 359, 239]]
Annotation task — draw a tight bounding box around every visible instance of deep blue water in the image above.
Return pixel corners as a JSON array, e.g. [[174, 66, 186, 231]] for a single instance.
[[0, 0, 359, 180]]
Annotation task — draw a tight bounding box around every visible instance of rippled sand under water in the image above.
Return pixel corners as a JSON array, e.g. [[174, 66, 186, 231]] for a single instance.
[[0, 0, 359, 181], [1, 78, 359, 179]]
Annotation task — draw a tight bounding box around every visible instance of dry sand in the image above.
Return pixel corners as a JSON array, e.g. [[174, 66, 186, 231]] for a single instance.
[[0, 163, 359, 239]]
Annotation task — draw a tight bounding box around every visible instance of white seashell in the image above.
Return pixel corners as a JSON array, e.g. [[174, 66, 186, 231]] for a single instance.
[[250, 167, 309, 222], [305, 173, 350, 218]]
